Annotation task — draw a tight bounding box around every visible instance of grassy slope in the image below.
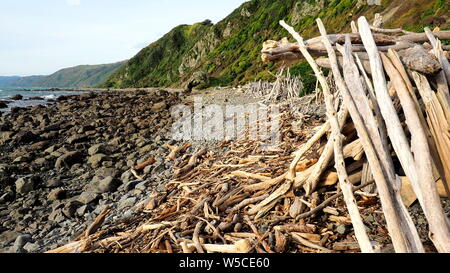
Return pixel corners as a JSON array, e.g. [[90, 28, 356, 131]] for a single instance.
[[102, 0, 449, 91], [3, 61, 125, 88]]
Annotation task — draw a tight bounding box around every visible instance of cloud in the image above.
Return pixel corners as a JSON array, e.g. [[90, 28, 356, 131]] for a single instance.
[[66, 0, 81, 6]]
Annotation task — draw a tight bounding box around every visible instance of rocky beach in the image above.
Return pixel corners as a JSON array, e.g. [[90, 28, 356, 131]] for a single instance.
[[0, 89, 189, 252]]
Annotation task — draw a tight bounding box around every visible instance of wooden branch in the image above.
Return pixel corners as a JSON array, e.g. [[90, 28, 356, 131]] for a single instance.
[[203, 239, 252, 253], [358, 16, 424, 253], [165, 143, 191, 161], [287, 121, 330, 180], [134, 157, 156, 171], [302, 105, 349, 194], [83, 206, 111, 238], [316, 19, 375, 252], [173, 148, 207, 178]]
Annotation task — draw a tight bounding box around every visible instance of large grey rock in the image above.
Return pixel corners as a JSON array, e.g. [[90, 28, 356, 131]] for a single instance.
[[88, 144, 106, 156], [77, 192, 100, 204], [15, 177, 35, 195], [118, 197, 137, 210], [55, 151, 82, 169], [87, 176, 120, 193], [48, 188, 66, 201], [88, 154, 107, 168], [11, 234, 32, 253], [0, 231, 20, 247]]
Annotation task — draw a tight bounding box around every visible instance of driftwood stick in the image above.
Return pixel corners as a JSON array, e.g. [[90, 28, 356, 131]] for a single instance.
[[295, 181, 374, 220], [193, 221, 205, 253], [382, 56, 450, 252], [316, 19, 374, 252], [358, 16, 424, 253], [230, 194, 269, 212], [287, 121, 330, 180], [83, 206, 111, 238], [302, 105, 348, 194]]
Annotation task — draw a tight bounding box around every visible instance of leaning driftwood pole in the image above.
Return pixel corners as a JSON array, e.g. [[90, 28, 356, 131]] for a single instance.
[[280, 19, 374, 253], [316, 18, 423, 253], [380, 52, 450, 252]]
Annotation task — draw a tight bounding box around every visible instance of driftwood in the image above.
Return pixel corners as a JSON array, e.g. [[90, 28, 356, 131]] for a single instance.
[[48, 15, 450, 255]]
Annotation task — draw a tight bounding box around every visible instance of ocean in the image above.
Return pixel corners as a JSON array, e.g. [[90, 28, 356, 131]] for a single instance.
[[0, 88, 87, 113]]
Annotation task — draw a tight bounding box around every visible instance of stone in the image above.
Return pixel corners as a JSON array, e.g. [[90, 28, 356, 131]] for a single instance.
[[62, 201, 82, 218], [0, 231, 20, 247], [151, 102, 167, 112], [88, 154, 107, 168], [86, 175, 120, 194], [15, 177, 35, 195], [55, 151, 82, 169], [121, 170, 133, 183], [48, 209, 66, 223], [336, 225, 347, 235], [66, 134, 88, 144], [95, 167, 117, 178], [0, 131, 14, 144], [119, 180, 140, 192], [11, 94, 23, 100], [48, 188, 66, 201], [13, 131, 38, 144], [23, 242, 40, 253], [77, 192, 100, 205], [0, 101, 8, 109], [0, 191, 14, 204], [88, 144, 106, 156], [46, 179, 62, 188], [11, 234, 32, 253], [118, 197, 137, 210]]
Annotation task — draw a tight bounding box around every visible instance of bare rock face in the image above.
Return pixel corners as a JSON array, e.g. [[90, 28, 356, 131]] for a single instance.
[[184, 71, 210, 92], [291, 0, 324, 26]]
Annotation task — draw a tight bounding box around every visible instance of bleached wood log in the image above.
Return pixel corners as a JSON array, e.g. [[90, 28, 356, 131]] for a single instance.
[[316, 17, 423, 253], [358, 17, 426, 253], [286, 121, 330, 180], [382, 54, 450, 252], [412, 72, 450, 203], [282, 19, 374, 253], [302, 105, 349, 194]]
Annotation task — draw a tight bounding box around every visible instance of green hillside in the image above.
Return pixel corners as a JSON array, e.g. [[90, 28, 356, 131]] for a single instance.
[[101, 0, 449, 90], [1, 61, 125, 88]]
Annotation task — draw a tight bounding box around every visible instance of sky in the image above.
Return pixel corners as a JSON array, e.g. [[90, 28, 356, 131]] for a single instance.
[[0, 0, 248, 76]]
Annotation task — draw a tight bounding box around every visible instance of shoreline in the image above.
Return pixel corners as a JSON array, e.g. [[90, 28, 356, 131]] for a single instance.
[[4, 87, 185, 93]]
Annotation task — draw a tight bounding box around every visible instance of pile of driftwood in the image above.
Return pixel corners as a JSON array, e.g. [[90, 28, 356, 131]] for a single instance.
[[48, 15, 450, 253], [244, 68, 304, 102]]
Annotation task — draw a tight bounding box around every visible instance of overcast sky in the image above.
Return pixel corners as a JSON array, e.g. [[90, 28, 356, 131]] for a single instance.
[[0, 0, 248, 76]]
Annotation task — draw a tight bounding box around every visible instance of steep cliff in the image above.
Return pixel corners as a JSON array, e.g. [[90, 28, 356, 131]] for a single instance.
[[101, 0, 449, 90]]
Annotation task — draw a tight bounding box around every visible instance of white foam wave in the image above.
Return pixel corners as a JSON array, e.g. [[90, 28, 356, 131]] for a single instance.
[[43, 94, 56, 100]]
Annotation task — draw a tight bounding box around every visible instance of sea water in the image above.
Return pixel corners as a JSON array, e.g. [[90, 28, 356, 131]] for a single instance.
[[0, 88, 87, 113]]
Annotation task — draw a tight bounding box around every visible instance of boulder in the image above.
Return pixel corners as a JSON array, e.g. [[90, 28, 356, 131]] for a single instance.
[[88, 144, 106, 156], [87, 176, 120, 193], [55, 151, 82, 169], [87, 154, 107, 168], [184, 71, 210, 92], [77, 192, 100, 205], [48, 188, 66, 201], [11, 94, 23, 100], [15, 177, 37, 195], [0, 101, 8, 109]]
